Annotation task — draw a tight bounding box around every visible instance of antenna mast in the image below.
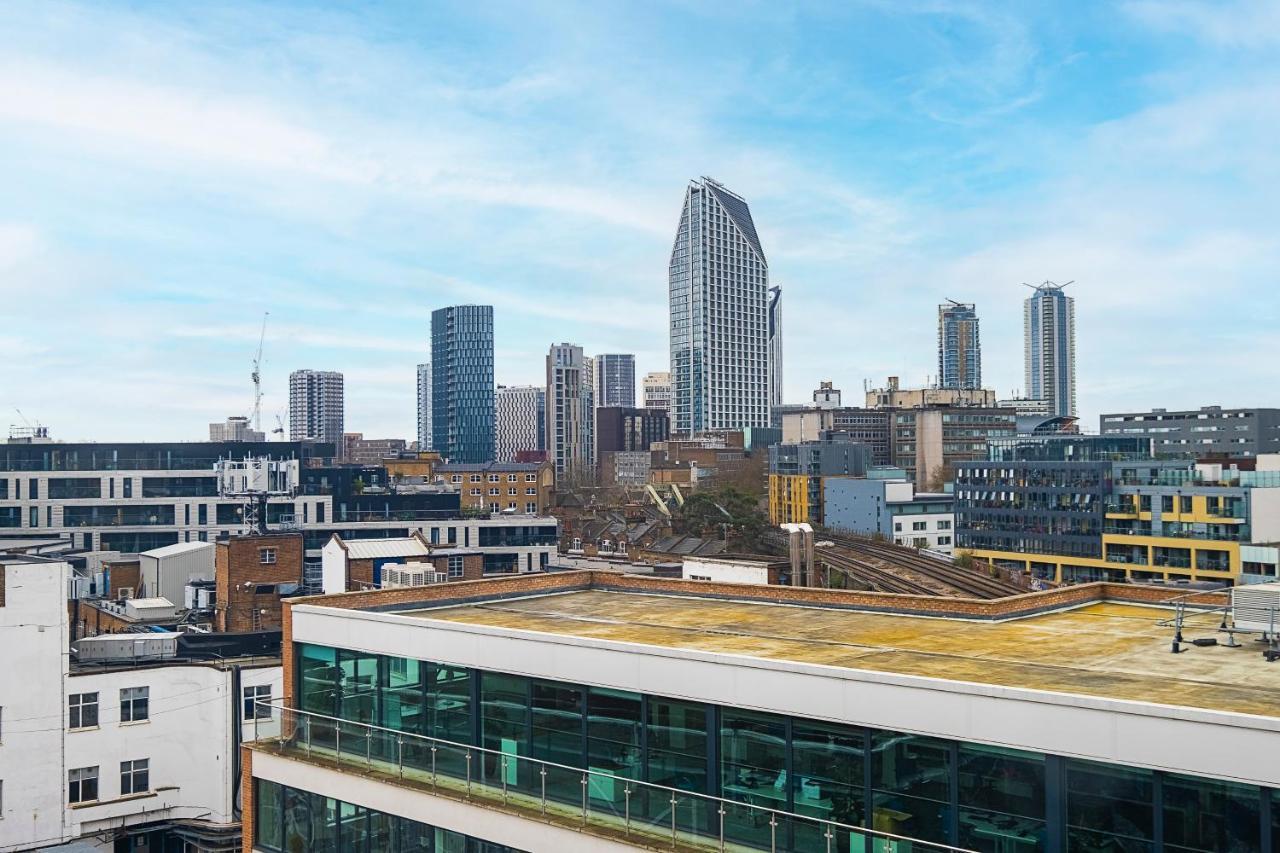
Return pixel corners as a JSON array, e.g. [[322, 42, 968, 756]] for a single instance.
[[251, 312, 268, 432]]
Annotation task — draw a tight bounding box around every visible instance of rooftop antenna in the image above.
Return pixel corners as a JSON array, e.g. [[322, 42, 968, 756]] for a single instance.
[[251, 312, 268, 433], [1023, 280, 1074, 292]]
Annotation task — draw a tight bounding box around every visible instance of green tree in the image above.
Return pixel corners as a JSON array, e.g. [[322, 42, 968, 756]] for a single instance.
[[675, 485, 768, 550]]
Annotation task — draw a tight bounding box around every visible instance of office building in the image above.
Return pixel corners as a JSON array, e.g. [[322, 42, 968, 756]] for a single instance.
[[594, 353, 636, 409], [341, 433, 407, 465], [1100, 405, 1280, 459], [208, 415, 265, 442], [546, 343, 594, 478], [245, 571, 1280, 853], [0, 439, 557, 575], [824, 479, 956, 552], [955, 437, 1280, 584], [432, 305, 495, 464], [891, 406, 1017, 488], [595, 407, 671, 457], [938, 300, 981, 390], [641, 371, 672, 412], [781, 408, 894, 465], [768, 437, 870, 525], [495, 384, 546, 463], [866, 376, 996, 410], [768, 285, 783, 410], [416, 362, 432, 451], [288, 369, 344, 443], [669, 177, 770, 435], [1023, 281, 1077, 418], [1, 554, 280, 852]]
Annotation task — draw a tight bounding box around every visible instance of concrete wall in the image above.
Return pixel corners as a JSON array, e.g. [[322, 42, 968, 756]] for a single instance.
[[681, 558, 770, 585], [823, 478, 891, 536], [1251, 487, 1280, 545]]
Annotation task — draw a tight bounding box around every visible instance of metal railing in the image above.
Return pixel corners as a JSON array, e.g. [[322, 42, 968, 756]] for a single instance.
[[252, 700, 974, 853]]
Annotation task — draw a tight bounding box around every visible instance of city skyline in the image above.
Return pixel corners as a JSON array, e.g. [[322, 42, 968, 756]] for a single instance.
[[2, 2, 1277, 441]]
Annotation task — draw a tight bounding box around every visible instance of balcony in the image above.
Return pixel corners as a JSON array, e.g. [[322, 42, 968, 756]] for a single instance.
[[249, 702, 967, 853]]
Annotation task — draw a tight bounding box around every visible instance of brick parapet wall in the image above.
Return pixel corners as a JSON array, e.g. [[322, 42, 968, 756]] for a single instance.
[[240, 746, 254, 853]]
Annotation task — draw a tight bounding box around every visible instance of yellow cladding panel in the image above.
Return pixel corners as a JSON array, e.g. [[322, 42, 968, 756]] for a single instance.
[[768, 474, 811, 525]]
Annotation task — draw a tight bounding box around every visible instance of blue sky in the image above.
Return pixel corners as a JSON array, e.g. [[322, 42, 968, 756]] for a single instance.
[[1, 0, 1277, 441]]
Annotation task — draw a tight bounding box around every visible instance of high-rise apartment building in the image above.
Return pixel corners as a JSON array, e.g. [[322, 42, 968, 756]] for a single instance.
[[1023, 282, 1077, 418], [669, 177, 770, 435], [545, 343, 594, 478], [495, 384, 546, 462], [288, 370, 344, 443], [938, 300, 981, 390], [593, 353, 636, 408], [431, 305, 495, 463], [642, 371, 672, 411], [416, 362, 432, 451], [768, 285, 783, 409]]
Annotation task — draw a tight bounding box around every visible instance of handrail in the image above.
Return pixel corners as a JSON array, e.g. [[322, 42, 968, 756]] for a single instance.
[[251, 699, 976, 853]]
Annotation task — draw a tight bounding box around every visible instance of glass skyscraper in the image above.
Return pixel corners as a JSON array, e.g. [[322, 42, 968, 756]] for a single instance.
[[431, 305, 495, 463], [1023, 282, 1077, 418], [768, 285, 783, 410], [668, 177, 770, 435], [937, 300, 981, 390], [593, 353, 635, 408]]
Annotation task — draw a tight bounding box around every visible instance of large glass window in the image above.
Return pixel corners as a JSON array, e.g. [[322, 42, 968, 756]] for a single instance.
[[298, 644, 338, 716], [481, 672, 528, 788], [957, 744, 1046, 850], [721, 710, 788, 847], [48, 477, 102, 499], [530, 681, 583, 768], [792, 720, 866, 849], [1066, 760, 1153, 852], [871, 731, 952, 846], [283, 785, 338, 853], [338, 649, 380, 728], [1162, 773, 1260, 852], [256, 779, 283, 851], [645, 698, 711, 834], [382, 657, 425, 735]]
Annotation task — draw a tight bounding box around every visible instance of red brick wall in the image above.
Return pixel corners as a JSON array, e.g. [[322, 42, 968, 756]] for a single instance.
[[102, 560, 140, 598], [240, 746, 254, 853], [216, 534, 305, 632]]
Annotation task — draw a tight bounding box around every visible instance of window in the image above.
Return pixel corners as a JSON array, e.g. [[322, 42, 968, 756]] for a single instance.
[[507, 474, 517, 482], [447, 555, 464, 579], [68, 693, 99, 729], [526, 487, 537, 495], [470, 474, 481, 483], [938, 536, 952, 546], [68, 766, 98, 803], [122, 479, 133, 498], [469, 488, 481, 496], [525, 473, 537, 482], [244, 684, 273, 720], [488, 474, 499, 483], [120, 759, 149, 795], [937, 520, 952, 530], [260, 548, 277, 565], [894, 522, 902, 532], [912, 521, 928, 531], [488, 487, 499, 496], [525, 502, 537, 513], [450, 474, 462, 483], [507, 487, 517, 496], [120, 687, 149, 722]]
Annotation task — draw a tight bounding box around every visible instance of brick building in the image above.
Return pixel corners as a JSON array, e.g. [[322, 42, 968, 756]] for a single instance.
[[435, 460, 555, 514], [214, 532, 304, 632]]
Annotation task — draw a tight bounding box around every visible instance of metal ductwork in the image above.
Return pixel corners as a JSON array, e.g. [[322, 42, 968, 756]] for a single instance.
[[780, 522, 815, 586]]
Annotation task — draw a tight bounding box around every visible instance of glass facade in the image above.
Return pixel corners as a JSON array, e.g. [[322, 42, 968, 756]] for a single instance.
[[432, 305, 495, 464], [294, 643, 1280, 852], [254, 779, 525, 852], [0, 441, 330, 472]]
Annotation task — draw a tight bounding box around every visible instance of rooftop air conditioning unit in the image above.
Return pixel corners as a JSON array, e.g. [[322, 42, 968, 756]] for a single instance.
[[383, 567, 428, 589], [1231, 582, 1280, 634]]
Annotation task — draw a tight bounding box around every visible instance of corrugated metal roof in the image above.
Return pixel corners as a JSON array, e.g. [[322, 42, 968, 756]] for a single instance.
[[343, 537, 430, 559], [140, 541, 215, 559]]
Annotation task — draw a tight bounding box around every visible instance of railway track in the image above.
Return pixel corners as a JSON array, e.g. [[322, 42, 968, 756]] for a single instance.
[[825, 535, 1023, 599], [762, 531, 1023, 599]]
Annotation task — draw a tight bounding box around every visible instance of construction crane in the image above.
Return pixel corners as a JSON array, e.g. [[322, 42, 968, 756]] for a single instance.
[[250, 312, 268, 433], [272, 413, 285, 438]]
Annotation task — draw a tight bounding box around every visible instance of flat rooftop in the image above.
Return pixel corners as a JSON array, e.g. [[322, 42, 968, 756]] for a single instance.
[[401, 589, 1280, 719]]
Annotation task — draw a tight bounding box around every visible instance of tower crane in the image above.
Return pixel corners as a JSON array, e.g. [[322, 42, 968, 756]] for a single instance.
[[251, 312, 268, 433], [272, 413, 285, 438]]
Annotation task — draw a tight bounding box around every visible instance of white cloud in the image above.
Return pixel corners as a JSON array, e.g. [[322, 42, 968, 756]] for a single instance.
[[1124, 0, 1280, 48]]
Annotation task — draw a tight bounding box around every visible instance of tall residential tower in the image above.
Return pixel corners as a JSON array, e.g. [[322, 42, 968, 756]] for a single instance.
[[1023, 282, 1077, 419], [431, 305, 495, 463], [288, 369, 344, 443], [415, 362, 432, 451], [768, 285, 783, 410], [545, 343, 594, 478], [938, 300, 981, 391], [593, 353, 636, 408], [669, 177, 770, 435]]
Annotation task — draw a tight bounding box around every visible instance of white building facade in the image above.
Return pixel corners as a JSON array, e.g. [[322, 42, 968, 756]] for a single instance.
[[641, 371, 671, 412], [494, 384, 545, 462], [545, 344, 594, 478], [416, 362, 432, 451], [669, 177, 770, 435]]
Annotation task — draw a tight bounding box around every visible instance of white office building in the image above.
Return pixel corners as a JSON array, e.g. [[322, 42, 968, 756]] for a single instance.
[[641, 371, 672, 412], [0, 555, 281, 852], [669, 177, 770, 435], [495, 385, 545, 462]]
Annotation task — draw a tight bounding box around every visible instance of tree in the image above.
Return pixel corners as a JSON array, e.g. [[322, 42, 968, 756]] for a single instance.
[[924, 463, 955, 494], [675, 485, 769, 550]]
